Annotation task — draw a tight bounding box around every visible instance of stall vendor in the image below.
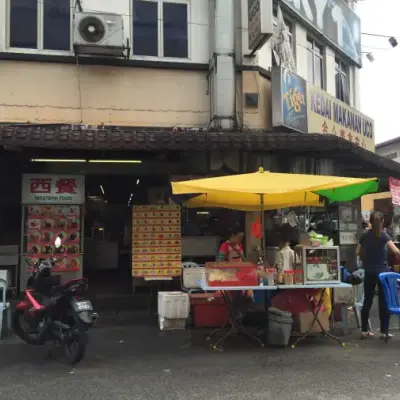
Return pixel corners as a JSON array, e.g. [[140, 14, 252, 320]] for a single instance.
[[217, 230, 245, 263], [216, 230, 253, 310]]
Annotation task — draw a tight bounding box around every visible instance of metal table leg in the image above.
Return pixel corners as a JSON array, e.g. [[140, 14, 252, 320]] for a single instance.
[[292, 289, 345, 348], [209, 291, 265, 351]]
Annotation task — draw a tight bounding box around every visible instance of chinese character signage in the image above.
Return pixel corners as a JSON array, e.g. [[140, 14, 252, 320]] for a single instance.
[[271, 67, 308, 133], [280, 0, 361, 66], [22, 174, 85, 204], [271, 66, 375, 152], [389, 177, 400, 206], [247, 0, 273, 51], [132, 205, 182, 278], [307, 83, 375, 152]]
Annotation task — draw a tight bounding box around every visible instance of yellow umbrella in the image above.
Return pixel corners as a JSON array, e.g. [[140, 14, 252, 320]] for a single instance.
[[172, 168, 377, 199], [172, 168, 378, 265], [185, 190, 323, 211]]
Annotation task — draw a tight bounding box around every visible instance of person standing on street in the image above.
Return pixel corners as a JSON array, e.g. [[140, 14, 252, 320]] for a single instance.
[[357, 211, 400, 339]]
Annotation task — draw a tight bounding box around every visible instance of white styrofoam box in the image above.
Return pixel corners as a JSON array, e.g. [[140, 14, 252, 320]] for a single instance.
[[183, 267, 205, 289], [158, 291, 190, 319], [158, 316, 186, 331]]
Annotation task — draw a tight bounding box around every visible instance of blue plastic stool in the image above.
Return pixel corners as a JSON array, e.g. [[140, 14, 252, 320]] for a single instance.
[[379, 272, 400, 342]]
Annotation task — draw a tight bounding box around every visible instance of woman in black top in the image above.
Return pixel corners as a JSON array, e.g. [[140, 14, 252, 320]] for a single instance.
[[357, 211, 400, 339]]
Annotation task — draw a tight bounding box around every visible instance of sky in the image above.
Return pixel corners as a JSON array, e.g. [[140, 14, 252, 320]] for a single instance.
[[358, 0, 400, 145]]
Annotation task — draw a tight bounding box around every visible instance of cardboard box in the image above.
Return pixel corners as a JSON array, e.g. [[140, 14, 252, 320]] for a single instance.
[[292, 311, 330, 334]]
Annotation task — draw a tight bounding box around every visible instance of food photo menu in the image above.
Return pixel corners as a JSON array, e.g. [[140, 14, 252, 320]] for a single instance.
[[25, 205, 81, 272], [132, 204, 182, 277]]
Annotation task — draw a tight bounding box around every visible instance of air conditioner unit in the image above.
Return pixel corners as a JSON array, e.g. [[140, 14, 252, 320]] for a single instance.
[[73, 11, 125, 57]]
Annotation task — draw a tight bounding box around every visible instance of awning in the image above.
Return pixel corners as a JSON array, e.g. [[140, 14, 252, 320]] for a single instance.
[[1, 124, 399, 178]]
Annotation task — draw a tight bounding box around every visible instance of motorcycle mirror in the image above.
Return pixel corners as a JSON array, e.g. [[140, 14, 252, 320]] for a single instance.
[[54, 236, 62, 248]]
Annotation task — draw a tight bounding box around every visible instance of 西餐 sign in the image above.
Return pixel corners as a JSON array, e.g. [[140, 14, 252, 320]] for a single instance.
[[272, 67, 375, 152], [22, 174, 85, 204], [307, 84, 375, 152]]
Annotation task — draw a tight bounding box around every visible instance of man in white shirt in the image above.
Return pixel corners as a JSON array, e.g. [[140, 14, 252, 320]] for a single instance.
[[275, 239, 295, 276]]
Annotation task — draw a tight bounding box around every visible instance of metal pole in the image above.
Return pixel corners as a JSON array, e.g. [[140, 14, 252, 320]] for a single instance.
[[260, 194, 266, 267], [361, 32, 394, 38]]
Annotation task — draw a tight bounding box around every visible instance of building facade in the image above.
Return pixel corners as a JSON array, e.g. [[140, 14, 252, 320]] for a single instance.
[[376, 138, 400, 163], [0, 0, 372, 151], [1, 0, 400, 293]]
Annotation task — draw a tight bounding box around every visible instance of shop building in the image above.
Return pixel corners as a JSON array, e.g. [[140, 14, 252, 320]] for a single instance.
[[0, 0, 370, 138], [0, 0, 399, 295], [376, 138, 400, 163]]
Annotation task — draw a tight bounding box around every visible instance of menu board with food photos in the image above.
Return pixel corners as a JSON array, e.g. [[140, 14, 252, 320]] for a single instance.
[[24, 205, 82, 272], [132, 205, 181, 277]]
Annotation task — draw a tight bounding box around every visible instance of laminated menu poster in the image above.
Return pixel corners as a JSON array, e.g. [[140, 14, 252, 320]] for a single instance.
[[25, 205, 81, 272], [132, 205, 182, 277]]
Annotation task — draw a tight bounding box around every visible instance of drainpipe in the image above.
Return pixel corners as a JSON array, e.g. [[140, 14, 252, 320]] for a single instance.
[[209, 0, 236, 130]]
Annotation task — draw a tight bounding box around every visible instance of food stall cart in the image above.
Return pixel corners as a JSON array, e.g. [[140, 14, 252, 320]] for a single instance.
[[172, 169, 378, 349]]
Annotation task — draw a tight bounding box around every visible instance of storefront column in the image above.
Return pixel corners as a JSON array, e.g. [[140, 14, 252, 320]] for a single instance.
[[209, 0, 236, 130]]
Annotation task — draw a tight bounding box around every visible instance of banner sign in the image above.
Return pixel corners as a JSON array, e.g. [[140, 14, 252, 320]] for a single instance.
[[271, 67, 308, 133], [247, 0, 274, 51], [280, 0, 361, 66], [389, 177, 400, 206], [22, 174, 85, 204], [307, 83, 374, 152], [272, 66, 375, 152]]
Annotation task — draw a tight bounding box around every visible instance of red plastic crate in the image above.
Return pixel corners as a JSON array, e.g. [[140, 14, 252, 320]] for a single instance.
[[205, 262, 258, 287], [190, 293, 229, 328]]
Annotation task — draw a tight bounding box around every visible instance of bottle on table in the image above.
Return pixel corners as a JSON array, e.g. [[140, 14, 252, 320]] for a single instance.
[[283, 270, 294, 286], [267, 268, 275, 286]]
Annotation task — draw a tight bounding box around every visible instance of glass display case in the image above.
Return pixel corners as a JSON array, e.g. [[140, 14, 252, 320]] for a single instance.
[[205, 262, 259, 287], [297, 246, 340, 285]]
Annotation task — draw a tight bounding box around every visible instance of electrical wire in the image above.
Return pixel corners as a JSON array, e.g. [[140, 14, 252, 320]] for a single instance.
[[361, 44, 393, 51]]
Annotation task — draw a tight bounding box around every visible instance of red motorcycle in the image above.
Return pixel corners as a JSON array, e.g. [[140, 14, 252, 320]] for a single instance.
[[14, 238, 98, 364]]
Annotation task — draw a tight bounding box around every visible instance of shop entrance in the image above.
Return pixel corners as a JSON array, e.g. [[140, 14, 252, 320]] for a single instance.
[[83, 174, 170, 296]]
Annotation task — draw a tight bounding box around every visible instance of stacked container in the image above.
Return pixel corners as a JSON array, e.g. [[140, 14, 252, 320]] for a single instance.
[[158, 291, 190, 331]]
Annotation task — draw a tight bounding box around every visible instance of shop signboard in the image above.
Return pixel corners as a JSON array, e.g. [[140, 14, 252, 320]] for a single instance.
[[280, 0, 361, 66], [271, 67, 308, 133], [247, 0, 274, 51], [271, 66, 375, 152], [389, 177, 400, 206], [307, 84, 375, 152], [22, 174, 85, 204]]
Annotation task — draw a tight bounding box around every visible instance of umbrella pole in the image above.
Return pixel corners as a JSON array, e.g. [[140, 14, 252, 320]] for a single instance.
[[260, 194, 266, 267]]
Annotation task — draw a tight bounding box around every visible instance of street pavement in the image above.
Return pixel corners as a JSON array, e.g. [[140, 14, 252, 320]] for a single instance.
[[1, 314, 400, 400]]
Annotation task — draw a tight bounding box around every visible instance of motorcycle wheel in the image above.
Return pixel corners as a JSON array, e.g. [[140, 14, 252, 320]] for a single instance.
[[64, 325, 88, 365], [12, 309, 45, 345]]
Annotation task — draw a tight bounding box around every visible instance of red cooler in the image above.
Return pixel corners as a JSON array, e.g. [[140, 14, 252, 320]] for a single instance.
[[190, 292, 229, 328]]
